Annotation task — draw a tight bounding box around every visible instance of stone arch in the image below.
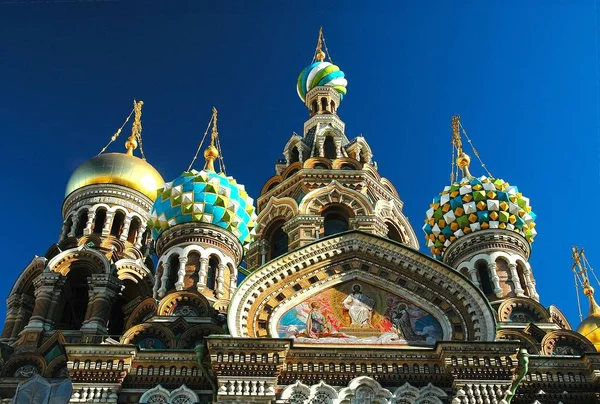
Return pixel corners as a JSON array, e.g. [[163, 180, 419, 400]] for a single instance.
[[374, 199, 419, 249], [497, 297, 550, 323], [282, 161, 303, 179], [391, 383, 420, 403], [139, 384, 170, 403], [338, 376, 392, 403], [380, 177, 400, 198], [9, 256, 46, 296], [229, 232, 496, 342], [309, 380, 338, 403], [332, 157, 361, 170], [541, 329, 596, 356], [261, 175, 283, 195], [157, 290, 211, 317], [280, 380, 310, 403], [303, 157, 333, 170], [121, 323, 176, 349], [548, 305, 572, 330], [177, 324, 223, 349], [47, 247, 110, 276], [1, 353, 46, 377], [44, 355, 68, 378], [125, 297, 157, 330], [299, 180, 373, 216], [496, 329, 540, 354], [255, 197, 298, 237]]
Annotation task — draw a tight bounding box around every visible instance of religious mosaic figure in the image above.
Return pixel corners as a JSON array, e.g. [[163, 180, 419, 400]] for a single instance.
[[343, 284, 375, 327], [306, 302, 332, 338], [392, 304, 426, 341]]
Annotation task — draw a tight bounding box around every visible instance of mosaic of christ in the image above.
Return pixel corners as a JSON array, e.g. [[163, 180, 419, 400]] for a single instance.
[[277, 282, 443, 345]]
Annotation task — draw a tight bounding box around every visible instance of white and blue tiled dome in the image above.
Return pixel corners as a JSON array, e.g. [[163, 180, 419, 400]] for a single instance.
[[423, 175, 537, 259], [148, 169, 257, 246]]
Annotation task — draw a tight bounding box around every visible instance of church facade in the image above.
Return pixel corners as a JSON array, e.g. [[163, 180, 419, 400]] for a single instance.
[[1, 30, 599, 404]]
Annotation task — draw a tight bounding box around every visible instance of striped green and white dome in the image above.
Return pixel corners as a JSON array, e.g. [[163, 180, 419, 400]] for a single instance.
[[297, 61, 347, 102]]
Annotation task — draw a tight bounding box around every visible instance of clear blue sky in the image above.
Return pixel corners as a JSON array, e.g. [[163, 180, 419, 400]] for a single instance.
[[0, 1, 598, 329]]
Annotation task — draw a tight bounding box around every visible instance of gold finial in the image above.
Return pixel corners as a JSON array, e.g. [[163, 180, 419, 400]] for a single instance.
[[125, 100, 143, 155], [572, 246, 600, 318], [452, 115, 472, 179], [203, 107, 220, 171], [315, 27, 326, 62]]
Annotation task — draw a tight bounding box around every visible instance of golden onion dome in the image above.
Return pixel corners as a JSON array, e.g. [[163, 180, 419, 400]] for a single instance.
[[65, 153, 165, 201], [576, 285, 600, 352]]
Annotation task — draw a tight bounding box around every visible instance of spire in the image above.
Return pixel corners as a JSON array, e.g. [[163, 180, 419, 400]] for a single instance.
[[315, 27, 326, 62], [203, 107, 220, 172], [572, 246, 600, 319], [126, 100, 143, 156], [452, 115, 472, 180]]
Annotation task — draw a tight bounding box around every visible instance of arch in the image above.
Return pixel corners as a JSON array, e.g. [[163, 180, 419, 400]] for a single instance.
[[303, 157, 332, 170], [55, 267, 91, 330], [110, 210, 126, 237], [74, 209, 88, 237], [374, 199, 419, 249], [338, 376, 392, 403], [280, 380, 311, 403], [497, 297, 550, 323], [260, 176, 283, 195], [229, 231, 496, 342], [92, 207, 107, 235], [115, 258, 154, 297], [321, 97, 328, 113], [47, 247, 110, 277], [332, 158, 361, 170], [121, 323, 176, 349], [177, 324, 223, 349], [516, 261, 530, 297], [156, 290, 211, 317], [496, 329, 540, 354], [139, 385, 170, 403], [283, 162, 302, 179], [289, 146, 300, 164], [127, 216, 142, 243], [475, 259, 494, 296], [380, 177, 400, 198], [323, 136, 336, 159], [298, 180, 374, 216], [321, 204, 352, 237], [262, 218, 289, 261], [9, 256, 47, 296], [124, 297, 157, 330], [385, 221, 404, 243], [541, 329, 597, 355], [255, 197, 298, 237]]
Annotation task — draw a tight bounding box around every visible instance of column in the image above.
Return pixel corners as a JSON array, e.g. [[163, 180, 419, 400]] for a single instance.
[[175, 256, 188, 290], [83, 210, 95, 236], [1, 294, 19, 340], [44, 278, 66, 329], [487, 262, 503, 298], [68, 215, 80, 237], [135, 224, 147, 247], [335, 139, 343, 158], [508, 263, 525, 296], [82, 274, 121, 333], [215, 264, 226, 298], [119, 217, 132, 242], [258, 240, 269, 266], [467, 267, 480, 287], [58, 220, 71, 243], [158, 261, 171, 298], [523, 266, 539, 301], [230, 265, 238, 296], [102, 212, 114, 236], [26, 273, 61, 330], [197, 257, 209, 292]]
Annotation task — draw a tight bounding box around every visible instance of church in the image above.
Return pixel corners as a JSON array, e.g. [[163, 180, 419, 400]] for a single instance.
[[0, 29, 599, 404]]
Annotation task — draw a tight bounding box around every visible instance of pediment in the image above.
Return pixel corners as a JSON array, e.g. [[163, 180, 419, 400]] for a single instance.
[[228, 231, 496, 342]]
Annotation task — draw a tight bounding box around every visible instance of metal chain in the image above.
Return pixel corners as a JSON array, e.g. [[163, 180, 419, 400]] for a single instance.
[[459, 122, 494, 178], [187, 114, 213, 172], [97, 107, 135, 155]]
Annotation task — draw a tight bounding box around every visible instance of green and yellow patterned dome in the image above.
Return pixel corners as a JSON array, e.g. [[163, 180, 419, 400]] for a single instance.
[[423, 175, 536, 259]]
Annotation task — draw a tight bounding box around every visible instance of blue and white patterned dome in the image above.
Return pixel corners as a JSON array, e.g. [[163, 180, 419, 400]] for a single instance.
[[148, 169, 257, 246]]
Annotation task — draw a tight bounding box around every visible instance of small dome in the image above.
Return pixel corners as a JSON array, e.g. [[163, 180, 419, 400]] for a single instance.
[[297, 61, 347, 102], [148, 169, 257, 246], [65, 153, 165, 201], [577, 314, 600, 352], [423, 175, 536, 258]]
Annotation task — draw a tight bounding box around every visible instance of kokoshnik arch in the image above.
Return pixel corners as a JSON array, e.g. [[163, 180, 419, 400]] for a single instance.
[[1, 28, 599, 404]]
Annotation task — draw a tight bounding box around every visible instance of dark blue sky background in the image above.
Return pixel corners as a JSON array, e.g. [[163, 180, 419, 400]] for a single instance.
[[0, 1, 598, 328]]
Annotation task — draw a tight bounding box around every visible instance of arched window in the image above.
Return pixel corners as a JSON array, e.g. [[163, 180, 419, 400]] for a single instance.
[[289, 147, 300, 164], [321, 97, 328, 112], [517, 263, 530, 297], [330, 100, 336, 113], [63, 216, 73, 238], [92, 208, 106, 235], [110, 211, 125, 237], [127, 217, 141, 243], [207, 256, 219, 290], [265, 219, 288, 261], [75, 210, 87, 237], [386, 222, 403, 243], [57, 267, 91, 330], [167, 254, 180, 291], [322, 205, 350, 237], [476, 261, 494, 295], [311, 100, 318, 114], [340, 163, 354, 170], [323, 136, 336, 159]]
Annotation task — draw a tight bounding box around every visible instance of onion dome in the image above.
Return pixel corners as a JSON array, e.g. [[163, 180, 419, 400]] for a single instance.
[[65, 153, 164, 201], [148, 107, 257, 246], [423, 116, 536, 258], [296, 28, 347, 102], [423, 175, 537, 258], [148, 169, 256, 246], [65, 100, 164, 201], [577, 285, 600, 352]]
